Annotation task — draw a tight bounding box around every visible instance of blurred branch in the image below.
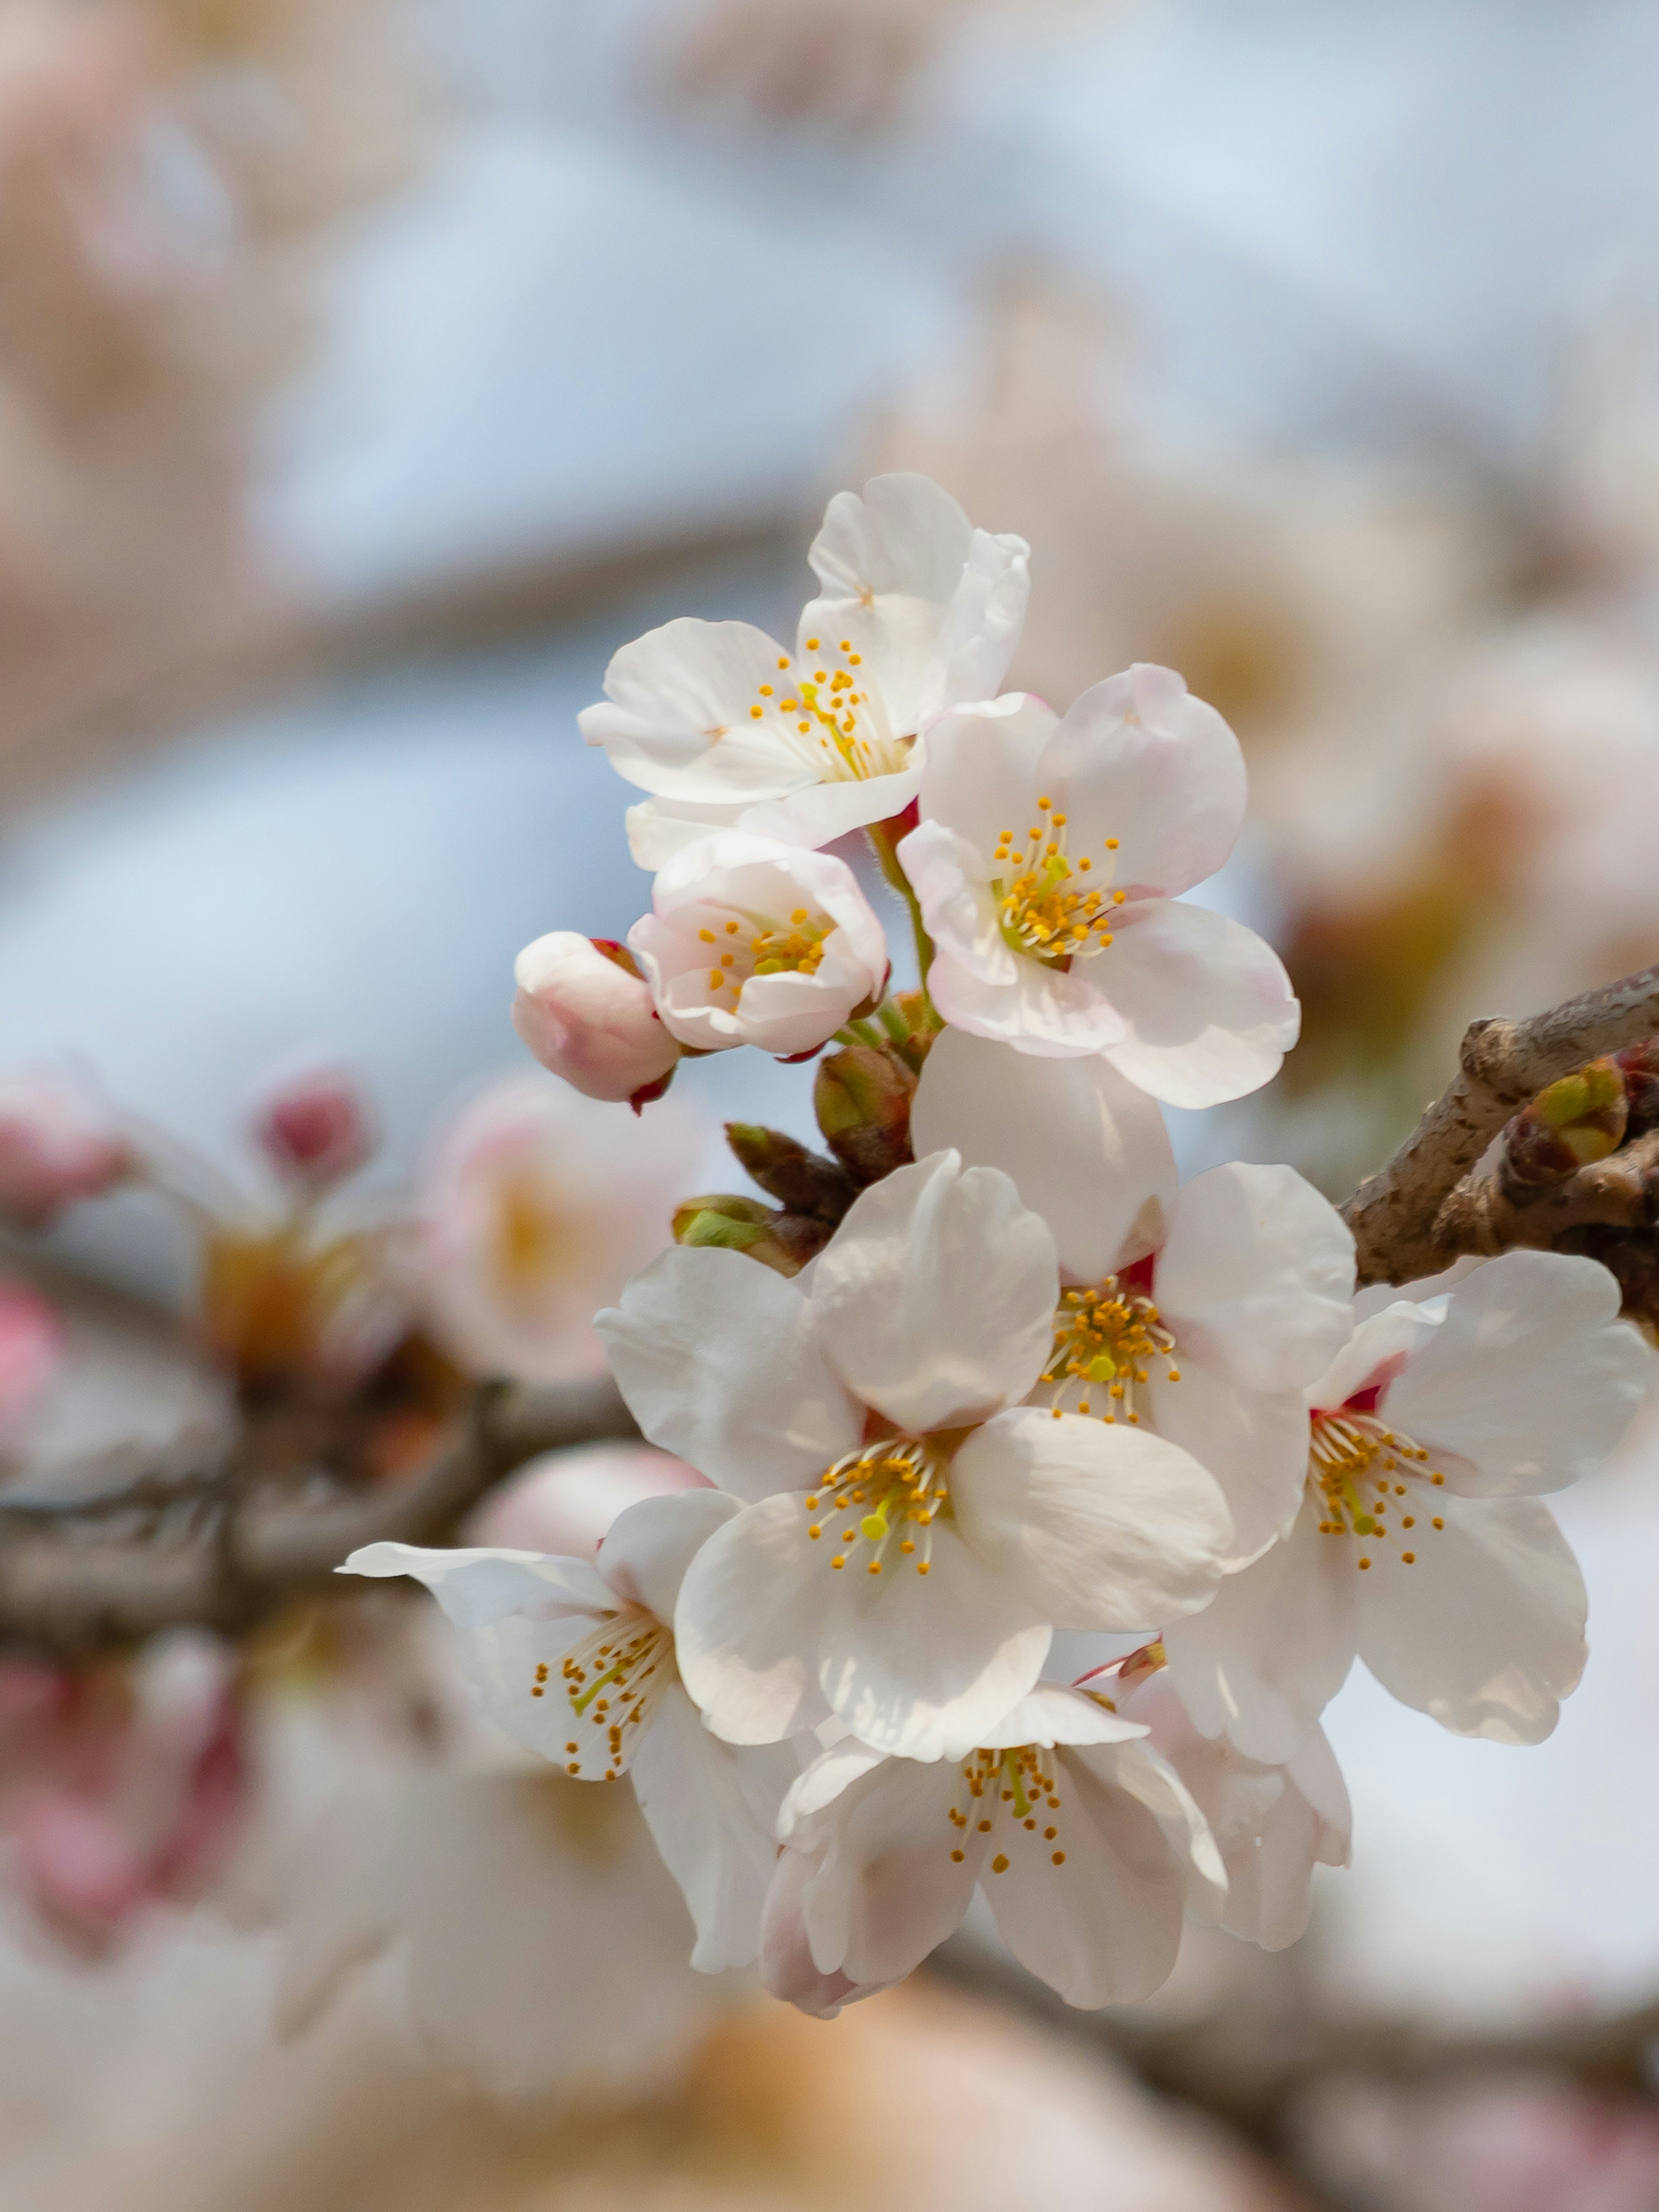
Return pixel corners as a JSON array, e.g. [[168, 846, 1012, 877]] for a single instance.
[[0, 1373, 636, 1662], [1342, 959, 1659, 1286]]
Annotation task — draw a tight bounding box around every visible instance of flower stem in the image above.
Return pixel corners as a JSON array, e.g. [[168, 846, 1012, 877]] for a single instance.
[[867, 822, 941, 1027]]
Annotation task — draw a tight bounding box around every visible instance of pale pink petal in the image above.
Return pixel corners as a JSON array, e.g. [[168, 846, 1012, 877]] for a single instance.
[[927, 946, 1131, 1057], [579, 617, 812, 802], [1139, 1360, 1310, 1564], [912, 694, 1056, 857], [1096, 899, 1300, 1108]]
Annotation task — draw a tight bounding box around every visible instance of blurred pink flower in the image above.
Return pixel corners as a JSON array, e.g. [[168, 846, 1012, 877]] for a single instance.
[[464, 1440, 708, 1559], [0, 1276, 64, 1446], [0, 1073, 134, 1229], [252, 1068, 377, 1194], [0, 1636, 250, 1956], [411, 1074, 706, 1386]]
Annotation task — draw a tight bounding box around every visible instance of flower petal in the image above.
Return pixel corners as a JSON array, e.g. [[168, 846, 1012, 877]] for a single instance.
[[1381, 1251, 1652, 1495], [1354, 1491, 1586, 1744], [1309, 1299, 1445, 1414], [918, 527, 1032, 724], [672, 1494, 839, 1744], [1154, 1163, 1356, 1394], [951, 1408, 1232, 1630], [598, 1246, 861, 1502], [927, 945, 1131, 1058], [982, 1738, 1208, 2007], [1096, 899, 1300, 1108], [810, 1151, 1058, 1431], [741, 763, 922, 850], [597, 1490, 743, 1621], [342, 1542, 611, 1627], [910, 1027, 1176, 1282], [1139, 1360, 1310, 1564], [580, 619, 814, 802], [1162, 1497, 1356, 1763], [628, 1683, 794, 1972], [625, 795, 746, 869], [912, 693, 1056, 858], [1038, 665, 1246, 899], [974, 1679, 1148, 1750]]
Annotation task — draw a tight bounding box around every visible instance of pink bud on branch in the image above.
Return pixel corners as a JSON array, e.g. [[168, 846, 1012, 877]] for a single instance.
[[511, 932, 681, 1104]]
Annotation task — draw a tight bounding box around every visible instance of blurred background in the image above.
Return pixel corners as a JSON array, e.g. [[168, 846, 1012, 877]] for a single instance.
[[6, 1, 1659, 2205]]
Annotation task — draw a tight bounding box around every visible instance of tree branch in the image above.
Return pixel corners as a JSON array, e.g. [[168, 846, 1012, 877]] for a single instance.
[[1342, 960, 1659, 1285]]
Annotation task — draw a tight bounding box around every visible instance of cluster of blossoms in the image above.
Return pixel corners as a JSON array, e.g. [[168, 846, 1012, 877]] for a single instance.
[[242, 480, 1659, 2006]]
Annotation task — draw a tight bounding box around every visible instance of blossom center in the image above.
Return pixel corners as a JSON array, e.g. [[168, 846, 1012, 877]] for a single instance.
[[992, 798, 1125, 964], [1307, 1408, 1449, 1570], [805, 1437, 950, 1576], [947, 1743, 1068, 1870], [546, 1608, 672, 1780], [744, 638, 908, 784], [694, 903, 834, 996], [1044, 1276, 1179, 1424]]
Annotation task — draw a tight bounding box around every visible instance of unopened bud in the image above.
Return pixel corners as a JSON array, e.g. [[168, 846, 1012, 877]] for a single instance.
[[254, 1069, 375, 1193], [1617, 1039, 1659, 1135], [0, 1075, 135, 1230], [723, 1125, 852, 1222], [813, 1045, 915, 1187], [512, 933, 680, 1106], [1505, 1057, 1628, 1184], [672, 1194, 829, 1276]]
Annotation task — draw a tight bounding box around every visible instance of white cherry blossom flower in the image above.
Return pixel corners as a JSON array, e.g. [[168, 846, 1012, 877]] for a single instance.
[[412, 1074, 704, 1386], [1117, 1661, 1350, 1951], [763, 1680, 1225, 2012], [627, 833, 889, 1058], [343, 1489, 792, 1972], [598, 1150, 1233, 1764], [580, 473, 1030, 862], [1164, 1252, 1653, 1762], [912, 1027, 1355, 1560], [895, 672, 1300, 1106]]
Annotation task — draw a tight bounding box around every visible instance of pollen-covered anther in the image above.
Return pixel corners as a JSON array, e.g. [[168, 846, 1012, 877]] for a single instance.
[[1308, 1408, 1452, 1566], [556, 1610, 673, 1776], [992, 807, 1126, 963], [1045, 1278, 1179, 1426], [810, 1436, 950, 1576], [947, 1744, 1066, 1868], [746, 632, 903, 785]]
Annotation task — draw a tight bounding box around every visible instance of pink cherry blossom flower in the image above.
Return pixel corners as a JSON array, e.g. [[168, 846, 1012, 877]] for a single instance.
[[251, 1067, 376, 1192], [512, 933, 682, 1104], [0, 1072, 134, 1230]]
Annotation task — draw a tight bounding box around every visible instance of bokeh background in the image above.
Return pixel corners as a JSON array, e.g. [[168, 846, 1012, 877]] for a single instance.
[[6, 2, 1659, 2205]]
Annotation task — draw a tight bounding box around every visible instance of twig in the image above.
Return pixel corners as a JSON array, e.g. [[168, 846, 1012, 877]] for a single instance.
[[1342, 960, 1659, 1285]]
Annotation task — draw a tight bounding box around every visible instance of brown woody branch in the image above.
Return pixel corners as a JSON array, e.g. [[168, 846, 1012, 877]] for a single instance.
[[0, 1373, 637, 1662], [1342, 959, 1659, 1286]]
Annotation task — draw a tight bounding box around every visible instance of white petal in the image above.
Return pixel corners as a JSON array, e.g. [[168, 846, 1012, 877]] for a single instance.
[[1381, 1251, 1652, 1495], [598, 1246, 861, 1501], [803, 473, 976, 736], [597, 1490, 742, 1621], [580, 618, 814, 802], [758, 1843, 888, 2017], [1139, 1360, 1310, 1564], [672, 1493, 839, 1745], [791, 1749, 985, 1988], [810, 1152, 1058, 1431], [741, 763, 922, 849], [982, 1739, 1201, 2007], [629, 1684, 793, 1972], [1096, 900, 1300, 1107], [910, 1027, 1176, 1282], [625, 795, 746, 869], [899, 819, 1018, 983], [974, 1680, 1148, 1751], [1309, 1300, 1445, 1414], [1355, 1491, 1586, 1744], [1162, 1497, 1356, 1763], [928, 945, 1131, 1058], [342, 1542, 611, 1627], [913, 693, 1056, 858], [1154, 1163, 1355, 1394], [1038, 666, 1246, 899], [918, 527, 1032, 724], [952, 1408, 1232, 1630]]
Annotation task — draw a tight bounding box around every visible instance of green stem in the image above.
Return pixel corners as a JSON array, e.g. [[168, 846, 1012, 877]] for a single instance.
[[867, 822, 941, 1027]]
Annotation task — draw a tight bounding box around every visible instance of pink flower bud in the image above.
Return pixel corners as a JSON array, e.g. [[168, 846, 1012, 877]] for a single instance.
[[253, 1068, 376, 1192], [511, 932, 681, 1104], [0, 1075, 134, 1230], [0, 1279, 64, 1447]]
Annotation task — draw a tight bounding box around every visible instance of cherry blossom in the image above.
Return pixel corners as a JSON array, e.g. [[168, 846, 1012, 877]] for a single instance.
[[0, 1278, 65, 1449], [763, 1680, 1225, 2013], [895, 672, 1300, 1105], [343, 1490, 793, 1972], [627, 833, 889, 1058], [579, 473, 1029, 863], [0, 1072, 135, 1229], [599, 1149, 1232, 1763], [411, 1073, 704, 1386], [1118, 1661, 1350, 1951], [912, 1027, 1355, 1560], [251, 1067, 376, 1193], [465, 1441, 709, 1560], [1164, 1252, 1652, 1761], [511, 932, 682, 1104]]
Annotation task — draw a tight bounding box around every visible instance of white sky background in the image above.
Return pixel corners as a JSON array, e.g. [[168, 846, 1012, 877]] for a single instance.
[[4, 0, 1659, 2026]]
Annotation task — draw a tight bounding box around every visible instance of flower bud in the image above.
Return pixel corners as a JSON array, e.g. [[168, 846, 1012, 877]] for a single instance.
[[813, 1044, 916, 1187], [253, 1068, 375, 1193], [1504, 1058, 1628, 1185], [0, 1279, 64, 1447], [671, 1194, 829, 1276], [723, 1123, 853, 1222], [1617, 1039, 1659, 1135], [512, 933, 681, 1106], [0, 1075, 135, 1230]]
